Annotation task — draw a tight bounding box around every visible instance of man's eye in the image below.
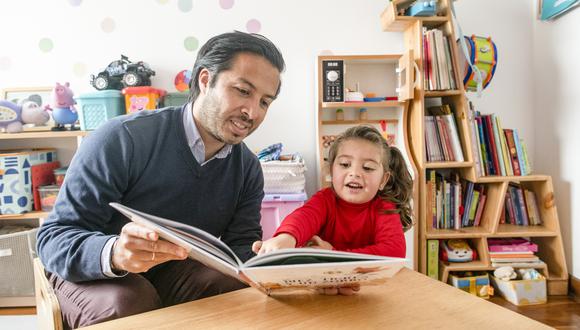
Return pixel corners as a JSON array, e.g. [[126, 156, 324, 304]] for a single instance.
[[236, 87, 250, 96], [260, 99, 270, 109]]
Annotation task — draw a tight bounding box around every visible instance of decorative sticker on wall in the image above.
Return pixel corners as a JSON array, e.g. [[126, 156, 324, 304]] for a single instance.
[[38, 38, 54, 53], [184, 36, 199, 51], [101, 17, 116, 33], [178, 0, 193, 13], [68, 0, 82, 6], [319, 50, 335, 56], [246, 19, 261, 33], [0, 57, 11, 71], [157, 0, 170, 4], [219, 0, 234, 10]]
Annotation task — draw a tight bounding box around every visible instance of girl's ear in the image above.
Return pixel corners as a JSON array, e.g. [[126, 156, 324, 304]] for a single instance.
[[198, 68, 211, 95], [379, 171, 390, 190]]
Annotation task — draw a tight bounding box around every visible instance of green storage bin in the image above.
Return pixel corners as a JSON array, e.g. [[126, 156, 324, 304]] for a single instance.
[[76, 90, 125, 131], [164, 92, 189, 107]]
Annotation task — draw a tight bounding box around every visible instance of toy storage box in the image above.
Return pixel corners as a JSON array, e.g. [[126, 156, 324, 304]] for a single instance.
[[491, 275, 547, 306], [0, 149, 57, 214], [0, 226, 38, 304], [122, 86, 166, 113], [164, 92, 189, 107], [76, 90, 126, 131], [260, 193, 307, 240], [448, 272, 491, 299]]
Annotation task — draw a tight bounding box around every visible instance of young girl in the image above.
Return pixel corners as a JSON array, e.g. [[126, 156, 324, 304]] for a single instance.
[[252, 125, 413, 257]]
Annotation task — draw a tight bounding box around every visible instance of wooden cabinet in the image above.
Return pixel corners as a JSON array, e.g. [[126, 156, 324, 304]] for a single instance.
[[381, 0, 568, 295]]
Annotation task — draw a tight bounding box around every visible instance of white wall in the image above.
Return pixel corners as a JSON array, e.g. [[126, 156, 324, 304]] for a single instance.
[[532, 7, 580, 278], [0, 1, 555, 268]]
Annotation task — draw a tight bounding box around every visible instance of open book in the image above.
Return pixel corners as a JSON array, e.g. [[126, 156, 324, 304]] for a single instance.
[[110, 202, 406, 295]]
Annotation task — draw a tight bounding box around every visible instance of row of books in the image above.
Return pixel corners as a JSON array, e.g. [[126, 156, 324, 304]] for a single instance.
[[467, 103, 532, 177], [422, 28, 457, 91], [502, 184, 543, 226], [488, 238, 545, 268], [424, 104, 464, 162], [426, 171, 487, 230]]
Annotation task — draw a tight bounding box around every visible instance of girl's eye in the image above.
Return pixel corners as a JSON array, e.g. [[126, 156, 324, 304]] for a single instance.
[[339, 162, 350, 168], [363, 166, 376, 172]]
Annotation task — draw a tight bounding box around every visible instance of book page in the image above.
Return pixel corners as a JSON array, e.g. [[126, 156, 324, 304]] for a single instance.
[[242, 258, 405, 294], [109, 203, 242, 280]]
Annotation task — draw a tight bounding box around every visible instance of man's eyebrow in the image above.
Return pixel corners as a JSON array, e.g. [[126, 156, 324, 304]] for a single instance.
[[238, 78, 276, 100]]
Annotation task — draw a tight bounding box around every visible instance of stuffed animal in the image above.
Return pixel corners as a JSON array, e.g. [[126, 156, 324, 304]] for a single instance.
[[0, 100, 50, 133], [45, 82, 79, 131], [494, 266, 517, 281]]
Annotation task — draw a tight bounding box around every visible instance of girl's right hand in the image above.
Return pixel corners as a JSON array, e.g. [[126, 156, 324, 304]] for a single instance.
[[252, 233, 297, 255]]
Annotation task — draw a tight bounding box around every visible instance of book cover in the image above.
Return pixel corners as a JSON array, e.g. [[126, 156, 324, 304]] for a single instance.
[[427, 239, 439, 280], [488, 238, 538, 253], [504, 129, 521, 176], [461, 180, 474, 227], [109, 203, 406, 295], [468, 190, 481, 226], [513, 129, 526, 176], [473, 192, 486, 227], [494, 116, 513, 176], [483, 115, 500, 175], [476, 116, 491, 175], [491, 114, 506, 176], [443, 113, 465, 162], [467, 102, 483, 176]]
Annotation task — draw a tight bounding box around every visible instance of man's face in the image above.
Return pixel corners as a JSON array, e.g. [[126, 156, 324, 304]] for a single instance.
[[195, 52, 280, 145]]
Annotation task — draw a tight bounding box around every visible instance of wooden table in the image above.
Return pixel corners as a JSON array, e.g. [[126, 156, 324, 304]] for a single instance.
[[82, 268, 549, 329]]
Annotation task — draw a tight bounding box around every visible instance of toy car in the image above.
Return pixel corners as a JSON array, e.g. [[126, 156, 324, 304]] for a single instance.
[[90, 55, 155, 90]]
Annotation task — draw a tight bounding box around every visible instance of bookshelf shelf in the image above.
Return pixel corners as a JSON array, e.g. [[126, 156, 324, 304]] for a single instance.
[[321, 119, 398, 126], [0, 211, 49, 220], [382, 0, 568, 296], [0, 131, 88, 140]]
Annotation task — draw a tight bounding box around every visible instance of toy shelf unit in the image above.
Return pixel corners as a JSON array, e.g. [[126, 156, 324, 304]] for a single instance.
[[316, 53, 415, 189], [381, 0, 568, 297]]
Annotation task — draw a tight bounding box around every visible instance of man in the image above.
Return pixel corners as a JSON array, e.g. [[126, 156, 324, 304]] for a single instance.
[[36, 31, 285, 329]]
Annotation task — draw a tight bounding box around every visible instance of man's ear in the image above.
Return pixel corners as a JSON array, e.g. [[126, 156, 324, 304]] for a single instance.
[[198, 68, 211, 94]]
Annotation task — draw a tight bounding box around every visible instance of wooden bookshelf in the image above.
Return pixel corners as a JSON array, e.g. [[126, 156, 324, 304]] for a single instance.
[[381, 0, 569, 296]]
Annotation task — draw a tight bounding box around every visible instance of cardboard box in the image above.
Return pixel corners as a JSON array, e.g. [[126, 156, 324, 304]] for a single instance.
[[0, 149, 57, 214], [491, 275, 547, 305], [448, 272, 490, 299]]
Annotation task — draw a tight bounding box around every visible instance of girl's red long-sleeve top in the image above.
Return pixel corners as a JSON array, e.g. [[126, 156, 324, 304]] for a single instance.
[[274, 188, 406, 258]]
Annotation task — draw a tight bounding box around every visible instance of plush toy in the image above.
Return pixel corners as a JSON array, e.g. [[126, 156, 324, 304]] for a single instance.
[[440, 239, 477, 262], [494, 266, 517, 281], [0, 100, 50, 133], [45, 82, 79, 131]]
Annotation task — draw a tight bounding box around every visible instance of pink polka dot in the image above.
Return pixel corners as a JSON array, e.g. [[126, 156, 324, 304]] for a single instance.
[[219, 0, 234, 9], [246, 19, 261, 33]]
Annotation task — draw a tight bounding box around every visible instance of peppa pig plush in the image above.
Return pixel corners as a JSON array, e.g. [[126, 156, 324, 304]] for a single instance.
[[45, 82, 79, 131]]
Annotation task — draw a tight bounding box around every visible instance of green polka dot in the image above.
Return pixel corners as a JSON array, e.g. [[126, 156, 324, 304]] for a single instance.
[[156, 0, 169, 3], [184, 36, 199, 52], [39, 38, 54, 53], [101, 17, 116, 33]]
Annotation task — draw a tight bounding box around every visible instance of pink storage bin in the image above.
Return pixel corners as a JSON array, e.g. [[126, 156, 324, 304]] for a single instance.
[[260, 193, 307, 240]]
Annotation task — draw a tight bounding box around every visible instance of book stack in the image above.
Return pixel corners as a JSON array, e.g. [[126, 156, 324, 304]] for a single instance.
[[426, 171, 487, 230], [501, 184, 543, 226], [422, 28, 457, 91], [424, 104, 464, 162], [488, 238, 545, 268], [466, 102, 532, 177]]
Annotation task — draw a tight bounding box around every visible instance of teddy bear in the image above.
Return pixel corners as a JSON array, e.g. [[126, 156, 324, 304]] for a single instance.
[[0, 100, 51, 133]]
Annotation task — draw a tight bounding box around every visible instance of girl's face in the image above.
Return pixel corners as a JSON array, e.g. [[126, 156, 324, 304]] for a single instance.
[[331, 138, 389, 204]]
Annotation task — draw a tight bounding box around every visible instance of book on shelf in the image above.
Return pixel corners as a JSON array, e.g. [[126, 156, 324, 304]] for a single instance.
[[488, 238, 538, 253], [490, 255, 540, 263], [427, 239, 439, 280], [504, 129, 521, 176], [425, 104, 464, 162], [513, 129, 527, 176], [491, 261, 546, 268], [467, 102, 484, 177], [109, 203, 406, 295], [422, 28, 457, 91]]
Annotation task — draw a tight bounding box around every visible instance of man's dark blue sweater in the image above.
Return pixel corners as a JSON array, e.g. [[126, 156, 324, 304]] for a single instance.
[[36, 105, 264, 282]]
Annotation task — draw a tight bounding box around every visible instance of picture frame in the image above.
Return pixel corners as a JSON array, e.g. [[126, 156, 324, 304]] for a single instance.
[[1, 86, 53, 107], [1, 87, 55, 131]]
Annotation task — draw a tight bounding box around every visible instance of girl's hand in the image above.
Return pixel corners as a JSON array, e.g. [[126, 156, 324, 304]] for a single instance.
[[317, 284, 361, 296], [306, 235, 334, 250], [252, 233, 297, 255]]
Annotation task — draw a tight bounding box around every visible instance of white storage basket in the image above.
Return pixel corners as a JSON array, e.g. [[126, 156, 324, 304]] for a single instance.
[[261, 160, 306, 194], [0, 227, 37, 298]]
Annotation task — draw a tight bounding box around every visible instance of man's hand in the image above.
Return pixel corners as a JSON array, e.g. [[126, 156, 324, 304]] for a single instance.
[[307, 235, 333, 250], [111, 222, 188, 273], [252, 233, 297, 255]]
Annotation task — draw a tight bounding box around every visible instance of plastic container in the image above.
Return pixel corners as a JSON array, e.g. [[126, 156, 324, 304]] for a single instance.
[[122, 86, 166, 113], [53, 167, 68, 187], [76, 90, 126, 131], [38, 185, 60, 212], [260, 193, 307, 240], [164, 92, 189, 107]]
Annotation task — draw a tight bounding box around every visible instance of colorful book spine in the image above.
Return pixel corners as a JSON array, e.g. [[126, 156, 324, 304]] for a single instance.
[[427, 239, 439, 280], [491, 114, 506, 176], [504, 129, 521, 176], [513, 129, 526, 176]]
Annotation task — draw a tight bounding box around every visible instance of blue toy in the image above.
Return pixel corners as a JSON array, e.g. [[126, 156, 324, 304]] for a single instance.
[[406, 1, 437, 17]]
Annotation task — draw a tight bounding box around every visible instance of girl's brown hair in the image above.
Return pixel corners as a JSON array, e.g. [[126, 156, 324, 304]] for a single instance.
[[327, 125, 414, 231]]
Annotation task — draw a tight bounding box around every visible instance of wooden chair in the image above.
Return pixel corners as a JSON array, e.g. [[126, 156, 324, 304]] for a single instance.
[[33, 258, 63, 330]]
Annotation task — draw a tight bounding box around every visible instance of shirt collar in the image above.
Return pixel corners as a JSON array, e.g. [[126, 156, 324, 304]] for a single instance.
[[183, 102, 232, 165]]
